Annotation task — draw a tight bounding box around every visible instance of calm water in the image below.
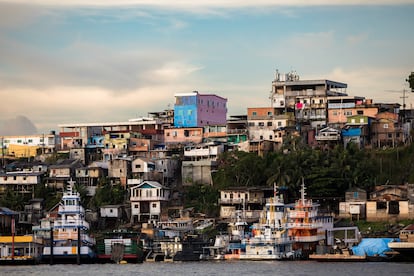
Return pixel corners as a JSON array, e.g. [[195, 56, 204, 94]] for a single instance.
[[2, 261, 414, 276]]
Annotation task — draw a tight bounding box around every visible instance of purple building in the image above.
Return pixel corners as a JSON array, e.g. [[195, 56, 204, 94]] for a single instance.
[[174, 91, 227, 127]]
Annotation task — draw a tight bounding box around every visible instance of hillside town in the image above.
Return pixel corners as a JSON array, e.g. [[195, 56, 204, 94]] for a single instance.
[[1, 71, 414, 264]]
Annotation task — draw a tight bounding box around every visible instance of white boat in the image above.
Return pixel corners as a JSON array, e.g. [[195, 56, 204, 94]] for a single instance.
[[33, 182, 96, 263], [239, 186, 295, 260]]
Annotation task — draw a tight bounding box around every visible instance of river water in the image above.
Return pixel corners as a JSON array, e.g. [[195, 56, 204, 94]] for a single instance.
[[2, 261, 414, 276]]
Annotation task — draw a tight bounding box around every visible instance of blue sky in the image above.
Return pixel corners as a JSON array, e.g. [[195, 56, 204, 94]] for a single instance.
[[0, 1, 413, 135]]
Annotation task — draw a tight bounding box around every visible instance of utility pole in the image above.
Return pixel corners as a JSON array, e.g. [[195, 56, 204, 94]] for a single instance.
[[400, 89, 408, 124], [1, 137, 4, 171]]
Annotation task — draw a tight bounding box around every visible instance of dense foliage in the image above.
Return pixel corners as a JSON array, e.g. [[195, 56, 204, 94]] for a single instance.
[[211, 142, 414, 201]]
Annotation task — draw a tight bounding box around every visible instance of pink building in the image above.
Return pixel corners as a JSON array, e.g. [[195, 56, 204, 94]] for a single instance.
[[174, 91, 227, 127]]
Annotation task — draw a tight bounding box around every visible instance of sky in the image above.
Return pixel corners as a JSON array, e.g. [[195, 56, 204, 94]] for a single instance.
[[0, 0, 413, 135]]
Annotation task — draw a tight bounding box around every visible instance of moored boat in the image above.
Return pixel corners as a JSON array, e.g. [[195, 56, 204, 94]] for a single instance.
[[286, 181, 333, 259], [239, 185, 295, 260], [96, 229, 144, 263], [387, 224, 414, 261], [33, 182, 96, 263]]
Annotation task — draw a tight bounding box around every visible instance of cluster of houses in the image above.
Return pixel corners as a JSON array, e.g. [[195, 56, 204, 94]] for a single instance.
[[1, 70, 414, 233]]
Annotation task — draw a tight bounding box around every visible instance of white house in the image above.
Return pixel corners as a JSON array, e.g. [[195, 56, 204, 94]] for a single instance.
[[100, 205, 123, 219], [130, 181, 170, 224], [0, 171, 44, 196]]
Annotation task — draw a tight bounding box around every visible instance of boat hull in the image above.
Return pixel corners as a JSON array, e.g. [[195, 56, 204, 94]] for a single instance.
[[41, 246, 96, 264]]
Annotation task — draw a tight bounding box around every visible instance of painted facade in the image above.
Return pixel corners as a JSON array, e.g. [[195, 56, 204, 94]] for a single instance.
[[247, 107, 290, 145], [130, 181, 170, 224], [218, 187, 271, 222], [371, 112, 405, 148], [174, 91, 227, 128], [164, 127, 203, 145], [327, 97, 378, 128], [1, 134, 57, 158], [270, 72, 348, 129], [0, 171, 44, 196]]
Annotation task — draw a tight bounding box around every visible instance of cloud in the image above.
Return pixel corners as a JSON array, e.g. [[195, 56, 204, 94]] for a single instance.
[[0, 83, 197, 133], [3, 1, 413, 8], [321, 66, 412, 104], [0, 116, 38, 136], [0, 35, 202, 92]]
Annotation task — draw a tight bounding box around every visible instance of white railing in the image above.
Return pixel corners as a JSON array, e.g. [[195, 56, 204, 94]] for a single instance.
[[287, 210, 318, 218], [58, 205, 85, 214], [54, 232, 95, 244], [292, 234, 325, 242], [287, 222, 323, 228], [246, 236, 292, 245], [53, 219, 90, 229]]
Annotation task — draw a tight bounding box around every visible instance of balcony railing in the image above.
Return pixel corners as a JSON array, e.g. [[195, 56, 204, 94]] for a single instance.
[[219, 198, 265, 204]]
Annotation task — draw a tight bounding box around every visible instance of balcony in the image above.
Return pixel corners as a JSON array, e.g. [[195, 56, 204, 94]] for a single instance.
[[219, 198, 265, 204]]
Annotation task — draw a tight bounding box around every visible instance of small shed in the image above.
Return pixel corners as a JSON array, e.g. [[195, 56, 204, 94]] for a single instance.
[[100, 204, 123, 219]]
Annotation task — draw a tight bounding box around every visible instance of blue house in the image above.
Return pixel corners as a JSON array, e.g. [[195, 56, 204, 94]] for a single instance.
[[341, 115, 373, 148]]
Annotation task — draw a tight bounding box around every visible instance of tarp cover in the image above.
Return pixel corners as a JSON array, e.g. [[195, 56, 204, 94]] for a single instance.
[[352, 238, 394, 257]]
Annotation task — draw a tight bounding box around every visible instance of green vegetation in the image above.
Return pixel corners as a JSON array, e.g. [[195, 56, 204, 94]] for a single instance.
[[88, 179, 126, 211], [181, 141, 414, 216], [183, 184, 219, 217]]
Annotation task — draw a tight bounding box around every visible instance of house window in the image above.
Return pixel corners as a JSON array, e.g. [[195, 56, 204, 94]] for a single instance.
[[269, 135, 273, 140], [259, 135, 263, 140], [267, 122, 272, 126], [389, 201, 399, 214], [383, 124, 389, 129], [135, 204, 139, 208], [377, 201, 387, 210], [258, 122, 264, 127], [252, 111, 257, 116], [152, 203, 157, 208], [267, 111, 273, 116], [357, 110, 363, 115], [277, 121, 282, 127], [135, 164, 141, 169], [319, 99, 323, 104], [110, 209, 113, 213], [248, 122, 255, 127], [333, 111, 338, 116], [353, 192, 359, 199]]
